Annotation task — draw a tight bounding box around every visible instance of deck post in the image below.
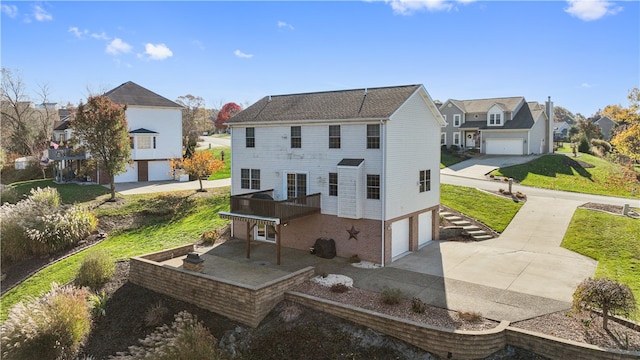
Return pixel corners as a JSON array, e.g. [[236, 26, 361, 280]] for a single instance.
[[275, 224, 282, 265], [246, 221, 251, 259]]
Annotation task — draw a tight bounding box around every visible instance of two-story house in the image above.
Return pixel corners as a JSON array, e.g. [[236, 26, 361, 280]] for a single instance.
[[50, 81, 183, 183], [439, 96, 554, 155], [219, 84, 445, 266], [594, 116, 616, 140]]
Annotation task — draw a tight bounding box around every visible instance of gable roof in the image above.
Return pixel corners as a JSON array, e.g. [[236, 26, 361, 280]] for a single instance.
[[595, 116, 615, 125], [104, 81, 182, 108], [227, 84, 423, 124], [443, 97, 525, 114]]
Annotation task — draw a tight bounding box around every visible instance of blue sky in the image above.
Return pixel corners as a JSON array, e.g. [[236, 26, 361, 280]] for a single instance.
[[2, 1, 638, 117]]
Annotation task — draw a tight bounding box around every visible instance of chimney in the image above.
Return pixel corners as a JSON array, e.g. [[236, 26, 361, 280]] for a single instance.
[[545, 96, 554, 153]]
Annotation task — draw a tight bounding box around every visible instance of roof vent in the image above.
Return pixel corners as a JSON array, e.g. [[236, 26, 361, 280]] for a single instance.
[[268, 95, 272, 102], [364, 88, 368, 96]]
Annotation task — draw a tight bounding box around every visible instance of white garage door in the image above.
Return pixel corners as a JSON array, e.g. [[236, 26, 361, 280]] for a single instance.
[[114, 162, 138, 183], [391, 218, 410, 258], [486, 138, 523, 155], [418, 212, 433, 247]]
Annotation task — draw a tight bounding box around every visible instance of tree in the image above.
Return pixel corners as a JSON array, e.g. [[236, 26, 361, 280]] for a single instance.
[[72, 96, 130, 201], [575, 118, 601, 141], [175, 94, 208, 155], [1, 68, 57, 178], [611, 123, 640, 162], [602, 87, 640, 126], [170, 151, 224, 192], [572, 277, 636, 330], [215, 102, 242, 132], [554, 105, 576, 124]]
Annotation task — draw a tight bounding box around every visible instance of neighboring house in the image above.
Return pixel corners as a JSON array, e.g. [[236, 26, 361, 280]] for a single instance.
[[439, 96, 554, 155], [594, 116, 616, 140], [554, 121, 571, 140], [49, 81, 183, 184], [219, 84, 445, 266]]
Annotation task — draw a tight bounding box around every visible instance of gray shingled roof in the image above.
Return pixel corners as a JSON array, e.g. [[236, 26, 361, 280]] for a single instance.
[[129, 128, 159, 134], [443, 97, 524, 114], [227, 85, 422, 124], [458, 102, 535, 131], [104, 81, 182, 108]]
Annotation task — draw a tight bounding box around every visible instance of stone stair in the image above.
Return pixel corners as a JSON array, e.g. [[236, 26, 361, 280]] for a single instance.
[[439, 210, 494, 241]]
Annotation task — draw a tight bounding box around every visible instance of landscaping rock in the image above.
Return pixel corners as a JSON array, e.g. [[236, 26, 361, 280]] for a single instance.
[[312, 238, 336, 259]]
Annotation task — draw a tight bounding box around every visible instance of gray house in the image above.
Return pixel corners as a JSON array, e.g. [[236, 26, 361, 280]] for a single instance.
[[594, 116, 616, 140], [439, 96, 554, 155]]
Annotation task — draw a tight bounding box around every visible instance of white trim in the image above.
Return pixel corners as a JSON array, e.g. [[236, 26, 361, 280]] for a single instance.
[[453, 132, 460, 146], [440, 132, 446, 146], [453, 114, 461, 127], [282, 170, 310, 199]]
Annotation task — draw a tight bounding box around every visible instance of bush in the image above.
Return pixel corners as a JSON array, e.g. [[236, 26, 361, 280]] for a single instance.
[[578, 136, 590, 153], [75, 250, 115, 290], [573, 277, 637, 330], [89, 290, 110, 318], [411, 297, 427, 314], [27, 206, 97, 256], [112, 311, 222, 360], [458, 310, 483, 323], [0, 186, 19, 204], [591, 139, 612, 153], [1, 283, 92, 360], [145, 302, 169, 327], [380, 288, 402, 305]]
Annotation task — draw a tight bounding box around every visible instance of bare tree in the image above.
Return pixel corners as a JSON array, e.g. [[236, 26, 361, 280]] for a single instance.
[[175, 94, 207, 157]]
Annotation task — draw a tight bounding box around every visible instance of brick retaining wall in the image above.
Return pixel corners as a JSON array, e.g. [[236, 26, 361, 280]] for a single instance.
[[129, 246, 314, 327]]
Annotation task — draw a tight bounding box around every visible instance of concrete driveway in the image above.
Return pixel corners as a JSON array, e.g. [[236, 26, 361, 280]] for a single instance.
[[441, 155, 541, 179]]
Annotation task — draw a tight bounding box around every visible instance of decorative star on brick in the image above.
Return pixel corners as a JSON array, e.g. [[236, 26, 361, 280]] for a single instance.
[[347, 225, 359, 240]]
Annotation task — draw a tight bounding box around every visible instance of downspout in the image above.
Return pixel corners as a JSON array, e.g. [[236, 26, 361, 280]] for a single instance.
[[380, 119, 386, 267], [229, 125, 234, 239]]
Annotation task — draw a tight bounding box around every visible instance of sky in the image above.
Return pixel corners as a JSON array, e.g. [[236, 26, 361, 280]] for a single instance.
[[2, 0, 639, 117]]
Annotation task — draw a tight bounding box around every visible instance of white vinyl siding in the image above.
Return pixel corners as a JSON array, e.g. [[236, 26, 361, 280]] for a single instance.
[[337, 164, 363, 219]]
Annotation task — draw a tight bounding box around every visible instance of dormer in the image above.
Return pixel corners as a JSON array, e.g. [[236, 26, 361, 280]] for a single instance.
[[487, 103, 505, 126]]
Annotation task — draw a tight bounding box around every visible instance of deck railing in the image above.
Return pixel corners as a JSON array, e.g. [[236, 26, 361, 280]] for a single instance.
[[48, 148, 86, 160], [230, 190, 321, 222]]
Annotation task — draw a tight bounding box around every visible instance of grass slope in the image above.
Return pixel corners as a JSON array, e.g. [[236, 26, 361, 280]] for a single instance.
[[1, 189, 231, 322], [205, 147, 230, 180], [562, 209, 640, 318], [492, 154, 639, 198], [440, 184, 523, 233], [6, 179, 110, 203]]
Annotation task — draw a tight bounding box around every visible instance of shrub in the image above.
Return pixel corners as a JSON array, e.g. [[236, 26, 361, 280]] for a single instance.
[[145, 302, 169, 327], [411, 297, 427, 314], [89, 290, 110, 318], [578, 136, 590, 153], [27, 206, 97, 256], [200, 230, 217, 245], [112, 311, 222, 360], [0, 186, 19, 204], [75, 250, 115, 290], [1, 283, 92, 360], [573, 277, 637, 330], [330, 283, 350, 293], [591, 139, 612, 153], [380, 288, 403, 305], [458, 311, 483, 323]]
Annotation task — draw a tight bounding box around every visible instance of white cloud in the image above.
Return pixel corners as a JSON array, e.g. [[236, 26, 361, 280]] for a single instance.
[[580, 82, 595, 88], [234, 49, 254, 59], [106, 38, 132, 55], [277, 21, 294, 30], [69, 26, 88, 39], [91, 32, 109, 40], [32, 4, 52, 21], [386, 0, 475, 15], [2, 4, 18, 18], [142, 43, 173, 60], [565, 0, 622, 21]]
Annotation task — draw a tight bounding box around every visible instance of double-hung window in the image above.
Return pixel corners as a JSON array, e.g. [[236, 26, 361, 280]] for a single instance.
[[366, 174, 380, 200], [241, 168, 260, 189], [291, 126, 301, 148], [440, 133, 446, 145], [328, 172, 338, 196], [453, 133, 460, 145], [367, 124, 380, 149], [453, 114, 461, 127], [246, 127, 255, 148], [329, 125, 340, 149], [419, 170, 431, 192]]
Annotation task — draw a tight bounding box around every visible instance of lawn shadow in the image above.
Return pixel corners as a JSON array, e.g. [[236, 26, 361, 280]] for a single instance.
[[499, 155, 594, 182]]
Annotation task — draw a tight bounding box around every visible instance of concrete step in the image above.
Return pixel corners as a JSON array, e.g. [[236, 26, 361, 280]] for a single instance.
[[462, 225, 480, 230], [466, 230, 486, 235], [472, 234, 493, 240], [443, 216, 462, 221], [452, 220, 471, 226], [439, 211, 454, 216]]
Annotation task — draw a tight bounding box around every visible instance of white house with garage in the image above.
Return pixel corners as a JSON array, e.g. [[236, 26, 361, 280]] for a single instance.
[[219, 84, 445, 266], [439, 96, 554, 155]]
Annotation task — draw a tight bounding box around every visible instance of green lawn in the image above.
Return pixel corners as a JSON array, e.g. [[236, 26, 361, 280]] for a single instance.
[[205, 147, 231, 180], [0, 189, 231, 322], [562, 209, 640, 319], [5, 179, 110, 204], [440, 152, 465, 169], [440, 184, 523, 233], [491, 154, 639, 198]]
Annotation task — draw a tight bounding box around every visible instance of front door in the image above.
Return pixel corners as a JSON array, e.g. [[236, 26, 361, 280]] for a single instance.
[[255, 224, 276, 243], [138, 160, 148, 182], [465, 133, 476, 148]]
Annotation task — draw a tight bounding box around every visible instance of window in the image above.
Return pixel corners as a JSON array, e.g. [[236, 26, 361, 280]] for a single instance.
[[287, 173, 307, 198], [291, 126, 301, 148], [367, 124, 380, 149], [489, 113, 502, 126], [366, 174, 380, 200], [153, 136, 156, 149], [453, 114, 461, 127], [419, 170, 431, 192], [138, 136, 151, 149], [329, 125, 340, 148], [60, 133, 66, 143], [129, 136, 134, 149], [241, 168, 260, 189], [440, 133, 446, 146], [442, 114, 447, 125], [246, 127, 255, 148], [329, 172, 338, 196], [453, 133, 460, 145]]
